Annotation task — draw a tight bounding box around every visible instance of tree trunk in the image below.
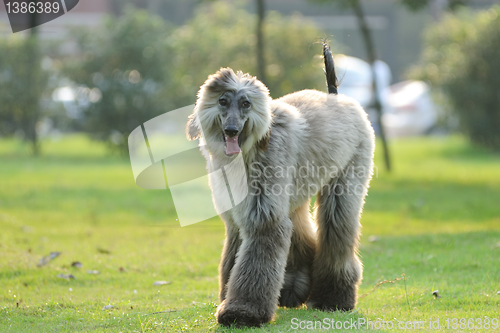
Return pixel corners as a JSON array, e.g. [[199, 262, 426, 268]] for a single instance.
[[352, 0, 391, 172], [27, 11, 40, 156], [256, 0, 267, 84]]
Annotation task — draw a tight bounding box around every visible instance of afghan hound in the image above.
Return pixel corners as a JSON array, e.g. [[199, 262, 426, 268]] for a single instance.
[[186, 43, 375, 327]]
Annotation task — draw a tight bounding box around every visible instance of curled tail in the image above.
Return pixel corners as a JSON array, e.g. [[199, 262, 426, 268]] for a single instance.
[[322, 41, 338, 94]]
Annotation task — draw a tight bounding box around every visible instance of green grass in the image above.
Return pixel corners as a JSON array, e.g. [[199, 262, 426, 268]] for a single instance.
[[0, 135, 499, 332]]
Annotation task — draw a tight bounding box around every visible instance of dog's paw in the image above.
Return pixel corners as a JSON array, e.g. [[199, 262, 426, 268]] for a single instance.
[[306, 298, 355, 312], [278, 288, 307, 308], [216, 299, 273, 327], [307, 285, 357, 312], [278, 268, 311, 308]]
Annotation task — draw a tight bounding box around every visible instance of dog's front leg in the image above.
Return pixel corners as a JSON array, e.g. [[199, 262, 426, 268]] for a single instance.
[[216, 213, 293, 327], [219, 214, 241, 302]]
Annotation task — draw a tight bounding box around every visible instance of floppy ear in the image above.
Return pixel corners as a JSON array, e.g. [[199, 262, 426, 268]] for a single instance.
[[186, 113, 201, 141], [256, 128, 271, 152]]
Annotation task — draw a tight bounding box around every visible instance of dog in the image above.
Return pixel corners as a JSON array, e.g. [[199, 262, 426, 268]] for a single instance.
[[186, 42, 375, 327]]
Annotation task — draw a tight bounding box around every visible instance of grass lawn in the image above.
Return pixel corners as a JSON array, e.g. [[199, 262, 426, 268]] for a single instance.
[[0, 135, 499, 332]]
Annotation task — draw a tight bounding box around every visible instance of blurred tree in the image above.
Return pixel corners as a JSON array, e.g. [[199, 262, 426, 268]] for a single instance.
[[351, 0, 391, 172], [64, 8, 172, 154], [410, 5, 500, 150], [168, 1, 327, 105], [62, 1, 336, 153], [0, 15, 46, 155], [306, 0, 474, 170], [0, 39, 20, 136], [311, 0, 391, 172], [256, 0, 267, 85]]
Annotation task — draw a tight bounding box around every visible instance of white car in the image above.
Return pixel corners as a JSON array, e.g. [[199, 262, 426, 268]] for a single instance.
[[383, 80, 438, 137], [335, 55, 392, 134], [334, 55, 437, 137]]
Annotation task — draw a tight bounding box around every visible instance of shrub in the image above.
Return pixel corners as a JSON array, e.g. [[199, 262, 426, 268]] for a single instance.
[[0, 36, 47, 154], [64, 8, 172, 153], [410, 6, 500, 150], [65, 2, 333, 153], [167, 1, 329, 104]]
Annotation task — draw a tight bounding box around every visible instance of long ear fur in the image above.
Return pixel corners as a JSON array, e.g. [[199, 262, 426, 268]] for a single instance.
[[256, 128, 271, 152], [186, 113, 201, 141]]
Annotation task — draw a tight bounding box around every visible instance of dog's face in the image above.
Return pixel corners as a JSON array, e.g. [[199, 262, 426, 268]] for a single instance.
[[217, 90, 252, 155], [187, 68, 272, 157]]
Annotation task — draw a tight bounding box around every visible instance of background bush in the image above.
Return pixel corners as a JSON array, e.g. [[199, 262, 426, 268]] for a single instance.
[[0, 2, 337, 154], [63, 2, 330, 153], [0, 36, 48, 154], [64, 8, 172, 153], [410, 5, 500, 150], [167, 1, 328, 105]]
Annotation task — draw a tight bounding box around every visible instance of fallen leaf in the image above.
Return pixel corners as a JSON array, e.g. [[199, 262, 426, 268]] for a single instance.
[[71, 261, 83, 268], [87, 270, 100, 275], [49, 252, 60, 260], [102, 305, 113, 310], [37, 252, 61, 267], [118, 267, 126, 272], [56, 273, 75, 280], [153, 281, 171, 286], [97, 248, 111, 254]]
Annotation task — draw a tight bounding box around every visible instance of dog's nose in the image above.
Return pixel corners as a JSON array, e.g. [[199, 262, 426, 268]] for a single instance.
[[224, 126, 239, 137]]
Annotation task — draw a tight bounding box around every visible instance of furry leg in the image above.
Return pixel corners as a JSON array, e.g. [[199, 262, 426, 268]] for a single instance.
[[219, 215, 241, 302], [279, 201, 316, 308], [216, 217, 293, 327], [307, 151, 372, 311]]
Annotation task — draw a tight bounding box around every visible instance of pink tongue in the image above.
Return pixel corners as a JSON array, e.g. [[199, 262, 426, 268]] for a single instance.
[[225, 135, 241, 155]]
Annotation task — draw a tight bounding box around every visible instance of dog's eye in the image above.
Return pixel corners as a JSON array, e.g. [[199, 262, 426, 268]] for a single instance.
[[219, 98, 228, 107], [242, 101, 251, 108]]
